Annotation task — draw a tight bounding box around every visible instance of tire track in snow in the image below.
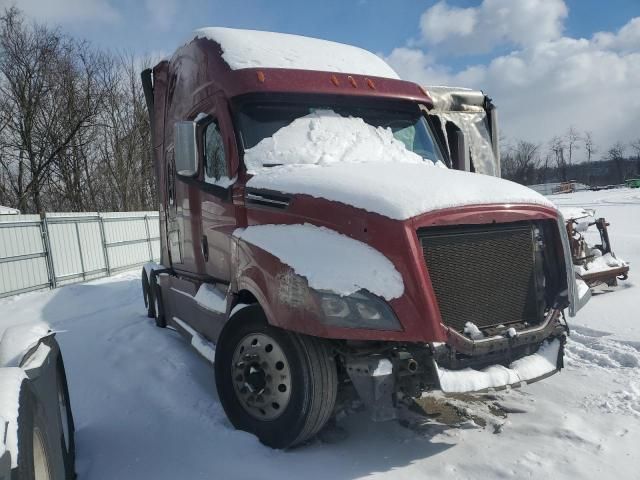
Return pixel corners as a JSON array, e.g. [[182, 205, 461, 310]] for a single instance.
[[566, 326, 640, 417]]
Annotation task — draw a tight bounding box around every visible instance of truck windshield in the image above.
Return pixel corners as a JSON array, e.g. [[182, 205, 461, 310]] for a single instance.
[[235, 98, 445, 165]]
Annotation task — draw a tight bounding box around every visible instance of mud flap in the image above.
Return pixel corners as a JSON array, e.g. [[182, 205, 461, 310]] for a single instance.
[[345, 357, 397, 422]]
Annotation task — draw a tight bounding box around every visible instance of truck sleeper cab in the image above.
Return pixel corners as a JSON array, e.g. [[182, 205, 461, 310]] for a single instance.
[[140, 27, 584, 449]]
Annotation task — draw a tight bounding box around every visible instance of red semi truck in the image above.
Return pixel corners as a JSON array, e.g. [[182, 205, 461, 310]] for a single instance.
[[140, 28, 587, 448]]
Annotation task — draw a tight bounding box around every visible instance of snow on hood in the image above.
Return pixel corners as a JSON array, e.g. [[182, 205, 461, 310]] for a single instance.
[[245, 110, 553, 219], [193, 27, 399, 79], [249, 163, 554, 221], [234, 224, 404, 300]]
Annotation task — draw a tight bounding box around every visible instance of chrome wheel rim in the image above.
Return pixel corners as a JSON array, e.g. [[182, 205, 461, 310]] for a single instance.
[[33, 427, 52, 480], [231, 333, 292, 420]]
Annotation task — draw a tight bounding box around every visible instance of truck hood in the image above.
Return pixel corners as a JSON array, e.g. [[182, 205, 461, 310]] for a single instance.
[[247, 162, 555, 220]]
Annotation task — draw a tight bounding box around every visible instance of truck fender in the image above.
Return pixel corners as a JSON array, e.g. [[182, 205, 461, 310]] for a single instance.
[[232, 278, 278, 328], [0, 322, 51, 368]]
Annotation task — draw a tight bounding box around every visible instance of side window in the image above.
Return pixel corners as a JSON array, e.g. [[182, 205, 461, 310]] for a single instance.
[[203, 121, 227, 183]]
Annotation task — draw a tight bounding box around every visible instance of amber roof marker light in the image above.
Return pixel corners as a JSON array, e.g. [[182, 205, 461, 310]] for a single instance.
[[256, 71, 265, 83], [348, 75, 358, 88], [330, 74, 340, 86], [366, 78, 376, 90]]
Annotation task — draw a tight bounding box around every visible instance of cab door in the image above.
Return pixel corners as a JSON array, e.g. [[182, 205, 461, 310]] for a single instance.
[[196, 98, 239, 283]]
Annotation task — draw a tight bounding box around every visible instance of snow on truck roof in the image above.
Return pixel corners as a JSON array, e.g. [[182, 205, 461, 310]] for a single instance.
[[192, 27, 400, 79]]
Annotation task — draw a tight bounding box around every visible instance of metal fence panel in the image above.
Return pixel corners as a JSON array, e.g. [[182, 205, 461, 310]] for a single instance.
[[0, 215, 50, 297], [0, 211, 160, 297]]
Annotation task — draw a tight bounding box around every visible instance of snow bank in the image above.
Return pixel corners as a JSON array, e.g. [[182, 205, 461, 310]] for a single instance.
[[436, 339, 561, 393], [193, 284, 227, 313], [193, 27, 399, 79], [244, 111, 426, 171], [234, 224, 404, 300], [0, 368, 26, 468]]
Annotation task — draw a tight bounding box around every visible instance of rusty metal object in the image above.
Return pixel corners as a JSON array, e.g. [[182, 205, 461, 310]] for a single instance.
[[565, 214, 630, 288]]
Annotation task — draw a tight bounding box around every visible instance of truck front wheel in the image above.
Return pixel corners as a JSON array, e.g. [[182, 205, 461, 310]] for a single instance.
[[215, 306, 337, 448]]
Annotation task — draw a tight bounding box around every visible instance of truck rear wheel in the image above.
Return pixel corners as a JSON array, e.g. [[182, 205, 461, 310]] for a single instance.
[[56, 354, 75, 478], [141, 269, 155, 318], [215, 306, 337, 449], [13, 382, 56, 480]]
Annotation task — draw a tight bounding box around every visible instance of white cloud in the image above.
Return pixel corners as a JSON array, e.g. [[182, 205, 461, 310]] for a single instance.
[[144, 0, 178, 31], [420, 0, 568, 54], [1, 0, 120, 24], [386, 2, 640, 153], [593, 17, 640, 53]]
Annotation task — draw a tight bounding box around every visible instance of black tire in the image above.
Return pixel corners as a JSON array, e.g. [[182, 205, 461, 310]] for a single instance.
[[215, 305, 337, 449], [12, 382, 56, 480], [55, 355, 76, 479], [141, 269, 155, 318], [152, 278, 167, 328]]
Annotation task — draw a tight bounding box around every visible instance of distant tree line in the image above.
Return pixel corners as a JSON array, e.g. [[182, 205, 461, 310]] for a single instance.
[[501, 127, 640, 187], [0, 7, 155, 213]]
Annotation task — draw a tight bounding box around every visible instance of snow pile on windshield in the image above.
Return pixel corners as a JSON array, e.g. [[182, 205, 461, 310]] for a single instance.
[[244, 110, 426, 171], [436, 339, 560, 393], [234, 223, 404, 300], [245, 110, 554, 219], [193, 27, 399, 79]]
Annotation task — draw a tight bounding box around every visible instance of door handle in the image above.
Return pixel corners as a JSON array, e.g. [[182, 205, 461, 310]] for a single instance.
[[201, 235, 209, 262]]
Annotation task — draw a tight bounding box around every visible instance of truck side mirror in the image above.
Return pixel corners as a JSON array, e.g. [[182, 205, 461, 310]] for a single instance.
[[175, 121, 198, 177], [450, 129, 470, 172]]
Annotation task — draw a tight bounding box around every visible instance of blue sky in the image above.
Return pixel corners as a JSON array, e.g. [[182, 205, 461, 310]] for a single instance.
[[6, 0, 640, 151], [19, 0, 637, 61]]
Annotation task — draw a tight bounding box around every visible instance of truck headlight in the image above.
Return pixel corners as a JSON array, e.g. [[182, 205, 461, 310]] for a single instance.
[[317, 290, 402, 330]]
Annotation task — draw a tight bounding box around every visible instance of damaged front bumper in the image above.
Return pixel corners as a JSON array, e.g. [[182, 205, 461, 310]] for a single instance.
[[344, 312, 568, 421]]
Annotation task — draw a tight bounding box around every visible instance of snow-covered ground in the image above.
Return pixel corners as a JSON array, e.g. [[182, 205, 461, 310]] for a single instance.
[[0, 188, 638, 479]]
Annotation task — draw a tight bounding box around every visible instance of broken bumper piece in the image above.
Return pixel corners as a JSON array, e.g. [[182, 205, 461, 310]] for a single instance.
[[434, 338, 564, 394]]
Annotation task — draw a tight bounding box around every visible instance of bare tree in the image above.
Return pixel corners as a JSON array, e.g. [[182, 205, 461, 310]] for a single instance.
[[565, 126, 581, 168], [583, 131, 597, 185], [606, 142, 626, 184], [0, 8, 103, 212], [549, 136, 567, 181], [631, 139, 640, 177], [95, 53, 154, 211], [501, 140, 540, 184]]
